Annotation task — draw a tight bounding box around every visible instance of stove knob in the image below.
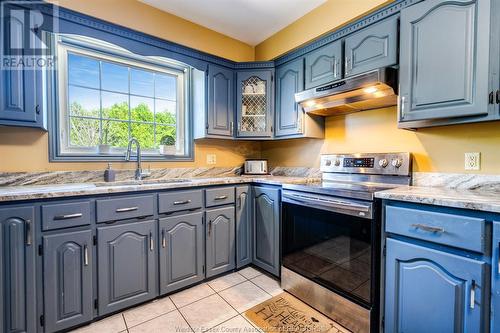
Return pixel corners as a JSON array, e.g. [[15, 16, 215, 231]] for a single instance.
[[378, 159, 389, 168], [325, 159, 332, 166], [334, 159, 341, 167], [391, 158, 403, 168]]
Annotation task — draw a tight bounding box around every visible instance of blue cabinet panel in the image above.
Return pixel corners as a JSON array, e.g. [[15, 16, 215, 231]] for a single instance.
[[275, 58, 304, 137], [492, 221, 500, 333], [207, 64, 234, 137], [304, 41, 342, 89], [236, 185, 252, 268], [385, 238, 485, 333], [206, 206, 235, 278]]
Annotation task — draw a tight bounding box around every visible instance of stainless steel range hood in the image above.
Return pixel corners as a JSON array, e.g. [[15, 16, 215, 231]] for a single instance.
[[295, 68, 398, 116]]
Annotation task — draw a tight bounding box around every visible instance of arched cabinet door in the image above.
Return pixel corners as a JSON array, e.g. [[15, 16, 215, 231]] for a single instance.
[[385, 238, 485, 333], [236, 185, 252, 268], [97, 220, 157, 315], [275, 58, 304, 137], [206, 207, 235, 277], [207, 64, 234, 137], [304, 41, 342, 89], [159, 212, 204, 294]]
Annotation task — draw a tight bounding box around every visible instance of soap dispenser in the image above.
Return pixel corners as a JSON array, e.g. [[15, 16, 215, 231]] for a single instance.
[[104, 163, 116, 182]]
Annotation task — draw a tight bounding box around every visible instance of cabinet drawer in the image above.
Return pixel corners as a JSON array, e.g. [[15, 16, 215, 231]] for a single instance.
[[385, 205, 486, 253], [42, 201, 92, 231], [205, 187, 235, 207], [158, 190, 203, 214], [96, 195, 154, 223]]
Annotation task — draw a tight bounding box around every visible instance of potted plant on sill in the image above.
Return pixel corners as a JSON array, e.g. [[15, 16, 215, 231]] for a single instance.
[[159, 135, 176, 155]]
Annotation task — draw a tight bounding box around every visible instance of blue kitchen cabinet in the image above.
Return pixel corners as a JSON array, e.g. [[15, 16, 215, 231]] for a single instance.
[[385, 238, 486, 333], [304, 41, 342, 89], [0, 206, 36, 333], [206, 206, 236, 278], [207, 64, 235, 137], [43, 230, 93, 332], [0, 5, 44, 129], [236, 70, 274, 138], [236, 185, 252, 268], [159, 212, 205, 294], [398, 0, 492, 127], [344, 16, 398, 77], [97, 220, 158, 315], [275, 58, 304, 137], [252, 186, 280, 276], [492, 221, 500, 332]]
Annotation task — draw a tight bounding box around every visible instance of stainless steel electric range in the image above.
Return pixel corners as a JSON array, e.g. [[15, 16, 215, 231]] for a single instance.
[[281, 153, 412, 333]]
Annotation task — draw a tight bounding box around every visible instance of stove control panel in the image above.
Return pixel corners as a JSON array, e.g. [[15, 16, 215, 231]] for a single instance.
[[320, 153, 411, 176]]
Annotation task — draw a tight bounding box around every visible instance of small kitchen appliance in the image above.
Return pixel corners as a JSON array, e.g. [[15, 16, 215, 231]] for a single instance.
[[244, 159, 268, 175]]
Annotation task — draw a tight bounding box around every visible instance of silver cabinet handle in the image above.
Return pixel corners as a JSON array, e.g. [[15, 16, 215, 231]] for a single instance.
[[400, 96, 406, 118], [173, 200, 191, 205], [333, 58, 338, 78], [410, 224, 445, 233], [498, 242, 500, 274], [162, 230, 166, 248], [84, 244, 89, 266], [149, 232, 154, 251], [470, 280, 476, 309], [54, 213, 83, 220], [208, 220, 212, 236], [237, 196, 242, 209], [116, 207, 138, 213], [214, 195, 228, 201], [26, 219, 32, 246], [230, 121, 234, 136]]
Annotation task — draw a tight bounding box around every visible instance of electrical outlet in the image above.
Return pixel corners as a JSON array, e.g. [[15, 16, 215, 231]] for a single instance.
[[465, 152, 481, 171], [206, 154, 217, 165]]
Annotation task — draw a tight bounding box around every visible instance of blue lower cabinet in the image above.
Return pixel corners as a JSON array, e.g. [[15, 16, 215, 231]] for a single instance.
[[97, 220, 158, 315], [206, 206, 236, 278], [492, 222, 500, 332], [43, 230, 93, 332], [236, 185, 252, 268], [385, 238, 486, 333]]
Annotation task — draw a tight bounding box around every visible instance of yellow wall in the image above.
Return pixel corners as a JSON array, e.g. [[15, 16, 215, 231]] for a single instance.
[[255, 0, 393, 60]]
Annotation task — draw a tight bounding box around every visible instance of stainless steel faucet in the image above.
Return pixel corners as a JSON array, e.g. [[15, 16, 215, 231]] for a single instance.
[[125, 138, 150, 180]]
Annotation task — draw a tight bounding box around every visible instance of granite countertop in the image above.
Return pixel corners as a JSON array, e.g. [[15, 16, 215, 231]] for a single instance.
[[375, 186, 500, 214], [0, 175, 320, 202]]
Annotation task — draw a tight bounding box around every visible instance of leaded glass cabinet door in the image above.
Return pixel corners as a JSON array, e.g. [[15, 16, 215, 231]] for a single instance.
[[236, 70, 273, 138]]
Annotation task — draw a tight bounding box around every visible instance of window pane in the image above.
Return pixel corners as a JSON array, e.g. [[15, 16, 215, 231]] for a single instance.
[[156, 125, 176, 148], [68, 53, 99, 89], [131, 69, 154, 97], [101, 61, 129, 93], [155, 73, 177, 100], [130, 96, 154, 122], [69, 117, 100, 147], [102, 92, 129, 120], [101, 120, 129, 148], [69, 86, 100, 117], [155, 99, 176, 125], [130, 123, 155, 149]]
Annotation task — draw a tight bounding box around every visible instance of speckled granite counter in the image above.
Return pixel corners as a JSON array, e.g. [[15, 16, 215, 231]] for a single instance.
[[0, 176, 320, 202], [375, 186, 500, 214]]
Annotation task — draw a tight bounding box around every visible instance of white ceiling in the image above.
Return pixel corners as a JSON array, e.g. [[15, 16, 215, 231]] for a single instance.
[[140, 0, 327, 45]]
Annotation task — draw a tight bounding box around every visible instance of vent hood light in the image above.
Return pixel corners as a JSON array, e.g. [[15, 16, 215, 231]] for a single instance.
[[295, 68, 398, 117]]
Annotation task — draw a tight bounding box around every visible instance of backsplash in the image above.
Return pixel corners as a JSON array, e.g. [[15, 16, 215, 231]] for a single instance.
[[413, 172, 500, 191]]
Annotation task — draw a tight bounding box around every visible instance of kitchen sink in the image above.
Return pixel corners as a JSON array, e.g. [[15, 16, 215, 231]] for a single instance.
[[94, 178, 193, 187]]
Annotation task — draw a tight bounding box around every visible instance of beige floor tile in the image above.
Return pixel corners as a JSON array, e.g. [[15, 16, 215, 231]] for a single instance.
[[128, 310, 192, 333], [204, 315, 261, 333], [208, 272, 246, 292], [124, 296, 177, 327], [171, 283, 215, 308], [237, 267, 262, 280], [218, 281, 271, 313], [179, 294, 238, 331], [71, 313, 126, 333], [250, 274, 283, 296]]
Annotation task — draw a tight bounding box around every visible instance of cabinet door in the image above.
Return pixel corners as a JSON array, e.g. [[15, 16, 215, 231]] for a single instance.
[[236, 70, 273, 138], [252, 187, 280, 276], [43, 230, 93, 332], [236, 186, 252, 268], [206, 207, 235, 278], [97, 220, 157, 315], [207, 64, 234, 137], [275, 58, 305, 137], [385, 238, 485, 333], [399, 0, 491, 122], [304, 41, 342, 89], [0, 207, 36, 333], [344, 16, 398, 77], [492, 222, 500, 333], [159, 212, 204, 295], [0, 6, 42, 128]]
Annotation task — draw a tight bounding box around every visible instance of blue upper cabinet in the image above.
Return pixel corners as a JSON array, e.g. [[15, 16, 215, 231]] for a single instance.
[[275, 58, 304, 137], [0, 6, 44, 129], [344, 16, 398, 77], [492, 221, 500, 333], [304, 41, 342, 89], [236, 70, 274, 138], [207, 64, 234, 137], [398, 0, 492, 127], [385, 238, 486, 333]]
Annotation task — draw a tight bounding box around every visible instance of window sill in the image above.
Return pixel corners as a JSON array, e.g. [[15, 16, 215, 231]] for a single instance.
[[49, 153, 194, 162]]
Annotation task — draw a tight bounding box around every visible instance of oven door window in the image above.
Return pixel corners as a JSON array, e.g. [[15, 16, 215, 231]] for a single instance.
[[282, 202, 373, 307]]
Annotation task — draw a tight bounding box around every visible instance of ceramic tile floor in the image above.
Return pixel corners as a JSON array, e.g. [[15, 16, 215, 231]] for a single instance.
[[71, 267, 282, 333]]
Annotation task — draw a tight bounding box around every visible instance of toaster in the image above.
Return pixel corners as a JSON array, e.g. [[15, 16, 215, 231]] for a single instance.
[[244, 159, 268, 175]]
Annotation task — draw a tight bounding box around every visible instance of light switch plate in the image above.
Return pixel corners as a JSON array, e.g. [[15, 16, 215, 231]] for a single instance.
[[465, 152, 481, 171], [206, 154, 217, 165]]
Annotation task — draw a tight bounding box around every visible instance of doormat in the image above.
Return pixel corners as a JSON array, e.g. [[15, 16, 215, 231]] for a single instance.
[[245, 292, 350, 333]]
